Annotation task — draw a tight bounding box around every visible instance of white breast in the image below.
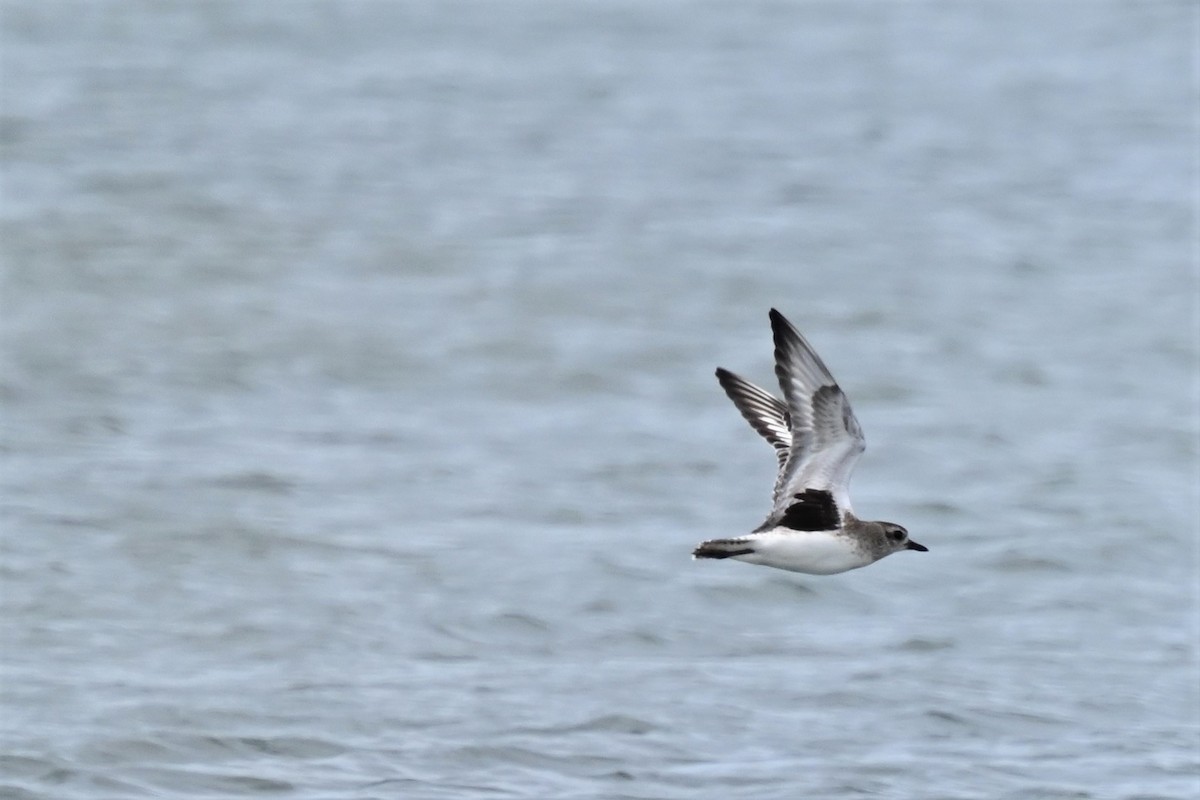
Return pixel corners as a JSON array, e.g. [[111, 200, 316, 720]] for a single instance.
[[734, 528, 872, 575]]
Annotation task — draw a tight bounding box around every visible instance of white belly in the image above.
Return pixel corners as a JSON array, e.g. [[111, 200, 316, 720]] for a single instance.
[[734, 529, 872, 575]]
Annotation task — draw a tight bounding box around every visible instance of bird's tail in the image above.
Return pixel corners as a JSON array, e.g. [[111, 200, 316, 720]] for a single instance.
[[692, 538, 756, 559]]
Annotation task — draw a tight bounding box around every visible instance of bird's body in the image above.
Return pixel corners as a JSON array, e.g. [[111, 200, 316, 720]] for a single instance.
[[697, 528, 870, 575], [693, 309, 926, 575]]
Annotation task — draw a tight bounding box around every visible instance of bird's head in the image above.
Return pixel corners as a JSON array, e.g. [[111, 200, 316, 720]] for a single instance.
[[881, 522, 927, 555]]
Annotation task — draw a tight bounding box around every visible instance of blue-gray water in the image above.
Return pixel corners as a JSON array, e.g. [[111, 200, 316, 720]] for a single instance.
[[2, 2, 1197, 798]]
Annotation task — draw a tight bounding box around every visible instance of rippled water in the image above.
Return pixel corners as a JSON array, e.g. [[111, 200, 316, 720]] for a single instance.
[[2, 2, 1197, 798]]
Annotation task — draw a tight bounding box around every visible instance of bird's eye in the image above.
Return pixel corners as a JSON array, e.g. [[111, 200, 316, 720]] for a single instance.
[[889, 529, 906, 542]]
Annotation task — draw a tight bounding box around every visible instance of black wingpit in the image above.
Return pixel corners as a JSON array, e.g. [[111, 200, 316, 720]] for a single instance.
[[779, 489, 841, 531]]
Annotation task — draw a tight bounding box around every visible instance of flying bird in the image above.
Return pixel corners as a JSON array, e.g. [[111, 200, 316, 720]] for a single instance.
[[693, 309, 926, 574]]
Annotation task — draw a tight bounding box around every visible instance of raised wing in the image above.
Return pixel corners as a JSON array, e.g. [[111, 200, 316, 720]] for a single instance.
[[714, 367, 791, 468], [762, 309, 865, 525]]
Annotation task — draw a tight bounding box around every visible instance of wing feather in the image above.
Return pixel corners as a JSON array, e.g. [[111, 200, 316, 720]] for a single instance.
[[714, 367, 791, 468], [763, 309, 866, 525]]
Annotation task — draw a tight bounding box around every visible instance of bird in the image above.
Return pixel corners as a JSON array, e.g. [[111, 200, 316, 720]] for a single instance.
[[693, 309, 926, 574]]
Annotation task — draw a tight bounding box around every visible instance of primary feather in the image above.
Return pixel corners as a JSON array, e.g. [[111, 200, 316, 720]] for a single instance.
[[715, 309, 866, 529]]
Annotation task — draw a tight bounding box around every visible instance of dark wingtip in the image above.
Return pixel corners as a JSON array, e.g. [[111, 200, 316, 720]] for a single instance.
[[769, 307, 797, 332], [769, 309, 797, 379], [768, 308, 798, 347]]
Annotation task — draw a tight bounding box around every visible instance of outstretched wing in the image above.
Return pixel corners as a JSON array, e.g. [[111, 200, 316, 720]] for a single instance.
[[714, 367, 791, 469], [762, 309, 865, 526]]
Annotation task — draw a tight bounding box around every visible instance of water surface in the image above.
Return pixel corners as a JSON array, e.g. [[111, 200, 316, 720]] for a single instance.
[[2, 2, 1197, 798]]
